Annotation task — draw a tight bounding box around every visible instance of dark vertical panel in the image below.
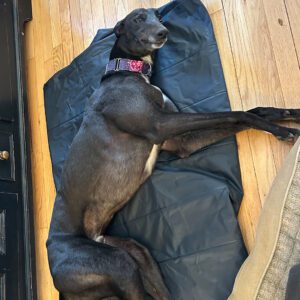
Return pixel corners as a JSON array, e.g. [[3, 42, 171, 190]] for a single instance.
[[0, 273, 6, 300], [0, 210, 6, 255], [0, 194, 18, 300], [0, 0, 35, 298], [0, 0, 15, 121]]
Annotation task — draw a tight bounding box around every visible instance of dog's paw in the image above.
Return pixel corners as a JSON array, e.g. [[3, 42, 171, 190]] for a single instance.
[[93, 235, 105, 243], [282, 109, 300, 123], [276, 128, 300, 143], [249, 107, 300, 122]]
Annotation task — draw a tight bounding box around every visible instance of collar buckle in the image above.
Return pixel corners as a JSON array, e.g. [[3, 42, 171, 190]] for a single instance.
[[142, 63, 152, 76], [114, 58, 121, 71]]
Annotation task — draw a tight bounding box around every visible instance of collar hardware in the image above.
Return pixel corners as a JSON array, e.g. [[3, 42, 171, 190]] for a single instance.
[[114, 58, 121, 71]]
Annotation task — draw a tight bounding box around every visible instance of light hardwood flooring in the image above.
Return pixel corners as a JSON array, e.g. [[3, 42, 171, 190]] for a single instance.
[[24, 0, 300, 299]]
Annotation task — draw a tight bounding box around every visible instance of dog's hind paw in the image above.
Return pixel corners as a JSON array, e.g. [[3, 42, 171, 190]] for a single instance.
[[93, 235, 105, 243]]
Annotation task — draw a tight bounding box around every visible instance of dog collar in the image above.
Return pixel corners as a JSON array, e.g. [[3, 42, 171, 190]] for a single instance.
[[105, 58, 152, 77]]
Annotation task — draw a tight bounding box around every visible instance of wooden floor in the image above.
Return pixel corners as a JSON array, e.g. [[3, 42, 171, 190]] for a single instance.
[[24, 0, 300, 299]]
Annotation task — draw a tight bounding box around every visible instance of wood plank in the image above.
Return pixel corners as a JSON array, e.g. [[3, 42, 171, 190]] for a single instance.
[[52, 44, 64, 73], [237, 132, 263, 250], [202, 0, 223, 15], [44, 58, 54, 84], [231, 0, 294, 172], [263, 0, 300, 106], [91, 0, 106, 33], [285, 0, 300, 66], [211, 8, 261, 250], [223, 0, 285, 109], [154, 0, 168, 7], [26, 55, 59, 298], [26, 58, 48, 230], [31, 0, 44, 60], [31, 0, 57, 230], [34, 227, 59, 300], [37, 106, 56, 228], [31, 32, 55, 230], [79, 0, 95, 48], [40, 0, 53, 60], [127, 0, 140, 12], [103, 0, 118, 27], [222, 0, 284, 204], [49, 0, 62, 48], [139, 0, 156, 8], [69, 0, 85, 58], [114, 0, 129, 21], [24, 15, 35, 59], [59, 0, 74, 66]]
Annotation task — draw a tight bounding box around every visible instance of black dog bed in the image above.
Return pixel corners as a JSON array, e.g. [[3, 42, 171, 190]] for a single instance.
[[44, 0, 247, 299]]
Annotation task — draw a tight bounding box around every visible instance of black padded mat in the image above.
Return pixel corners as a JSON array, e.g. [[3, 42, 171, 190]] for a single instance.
[[44, 0, 247, 299]]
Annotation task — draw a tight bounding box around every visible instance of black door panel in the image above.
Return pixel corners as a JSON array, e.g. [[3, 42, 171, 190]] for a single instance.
[[0, 0, 16, 122], [0, 193, 18, 300], [0, 0, 35, 299]]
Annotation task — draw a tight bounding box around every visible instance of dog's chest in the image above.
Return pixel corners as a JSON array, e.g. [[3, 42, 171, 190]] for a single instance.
[[141, 85, 168, 178], [143, 144, 160, 178]]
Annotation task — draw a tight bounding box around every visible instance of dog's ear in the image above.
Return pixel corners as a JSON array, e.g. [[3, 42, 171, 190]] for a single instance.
[[113, 20, 125, 37]]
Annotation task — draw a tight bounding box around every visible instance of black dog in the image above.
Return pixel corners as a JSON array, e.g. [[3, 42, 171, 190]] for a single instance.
[[47, 8, 300, 300]]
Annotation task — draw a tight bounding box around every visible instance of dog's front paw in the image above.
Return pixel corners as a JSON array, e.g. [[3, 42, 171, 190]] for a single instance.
[[276, 128, 300, 143], [281, 109, 300, 123]]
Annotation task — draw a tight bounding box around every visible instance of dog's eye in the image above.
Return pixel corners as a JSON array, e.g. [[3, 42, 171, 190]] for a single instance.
[[155, 10, 163, 23]]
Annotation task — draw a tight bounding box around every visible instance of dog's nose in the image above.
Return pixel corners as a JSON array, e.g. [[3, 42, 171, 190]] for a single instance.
[[156, 28, 168, 39]]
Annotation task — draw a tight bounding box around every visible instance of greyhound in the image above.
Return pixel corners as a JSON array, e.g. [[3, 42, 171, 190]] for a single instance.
[[47, 8, 300, 300]]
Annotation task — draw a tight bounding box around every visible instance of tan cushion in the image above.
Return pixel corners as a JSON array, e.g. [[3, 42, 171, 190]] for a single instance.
[[228, 137, 300, 300]]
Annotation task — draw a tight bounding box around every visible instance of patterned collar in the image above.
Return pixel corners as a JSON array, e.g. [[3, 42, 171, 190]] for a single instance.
[[105, 58, 152, 77]]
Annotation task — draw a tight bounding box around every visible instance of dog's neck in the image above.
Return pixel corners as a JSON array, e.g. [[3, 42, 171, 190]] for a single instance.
[[110, 40, 153, 65]]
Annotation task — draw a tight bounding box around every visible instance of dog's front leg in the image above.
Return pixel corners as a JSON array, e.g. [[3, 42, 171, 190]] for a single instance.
[[103, 102, 299, 145], [146, 112, 300, 148]]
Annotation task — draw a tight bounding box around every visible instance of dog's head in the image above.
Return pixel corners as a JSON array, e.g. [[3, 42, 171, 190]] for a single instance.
[[113, 8, 168, 57]]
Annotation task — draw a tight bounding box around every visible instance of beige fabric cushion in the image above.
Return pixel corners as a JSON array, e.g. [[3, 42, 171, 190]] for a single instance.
[[228, 137, 300, 300]]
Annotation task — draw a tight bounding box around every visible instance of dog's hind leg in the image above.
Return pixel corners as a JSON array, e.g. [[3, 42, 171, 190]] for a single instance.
[[248, 107, 300, 122], [99, 236, 171, 300], [161, 118, 298, 158], [47, 237, 147, 300], [161, 110, 300, 158], [161, 124, 250, 158], [64, 285, 133, 300]]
